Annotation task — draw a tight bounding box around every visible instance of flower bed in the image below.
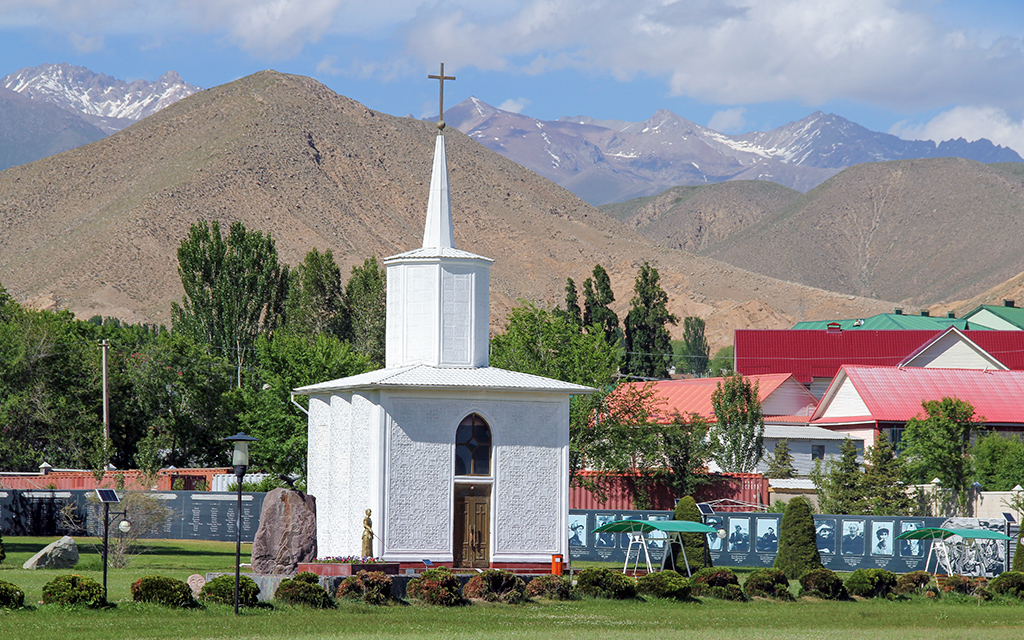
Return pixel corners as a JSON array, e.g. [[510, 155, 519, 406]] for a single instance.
[[298, 557, 399, 576]]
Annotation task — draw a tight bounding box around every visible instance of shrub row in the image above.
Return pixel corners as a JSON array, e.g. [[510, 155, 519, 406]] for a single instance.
[[13, 568, 1024, 611]]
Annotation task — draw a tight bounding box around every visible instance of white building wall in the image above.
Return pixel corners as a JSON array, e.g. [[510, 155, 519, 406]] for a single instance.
[[820, 377, 870, 418], [967, 309, 1022, 331], [759, 437, 851, 476], [905, 332, 1004, 369]]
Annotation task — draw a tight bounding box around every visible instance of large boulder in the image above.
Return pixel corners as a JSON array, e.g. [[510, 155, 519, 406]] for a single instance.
[[23, 536, 79, 570], [250, 488, 317, 575]]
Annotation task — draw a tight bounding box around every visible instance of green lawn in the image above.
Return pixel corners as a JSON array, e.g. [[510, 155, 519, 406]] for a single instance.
[[1, 537, 1023, 639]]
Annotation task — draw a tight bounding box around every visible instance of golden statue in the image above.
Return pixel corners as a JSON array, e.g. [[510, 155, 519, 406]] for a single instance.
[[362, 509, 373, 558]]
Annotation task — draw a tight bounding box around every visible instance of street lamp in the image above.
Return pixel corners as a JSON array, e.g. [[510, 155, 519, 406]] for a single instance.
[[224, 431, 257, 615]]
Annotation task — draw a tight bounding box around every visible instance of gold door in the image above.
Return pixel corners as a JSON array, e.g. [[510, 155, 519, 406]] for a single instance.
[[454, 485, 490, 568]]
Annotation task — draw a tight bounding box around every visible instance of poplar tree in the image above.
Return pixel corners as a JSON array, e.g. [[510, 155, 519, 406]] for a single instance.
[[344, 257, 386, 366], [582, 264, 619, 345], [171, 220, 289, 386], [710, 374, 764, 473], [623, 262, 677, 379], [560, 277, 583, 329], [285, 248, 345, 337], [679, 316, 710, 375]]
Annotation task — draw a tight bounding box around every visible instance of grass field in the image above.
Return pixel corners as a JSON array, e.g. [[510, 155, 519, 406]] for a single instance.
[[2, 537, 1024, 639]]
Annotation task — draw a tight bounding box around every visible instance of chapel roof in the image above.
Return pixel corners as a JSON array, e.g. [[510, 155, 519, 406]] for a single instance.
[[294, 364, 596, 395]]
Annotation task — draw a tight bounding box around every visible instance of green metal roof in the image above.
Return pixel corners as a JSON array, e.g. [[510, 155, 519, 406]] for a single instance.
[[962, 304, 1024, 330], [592, 520, 717, 534], [792, 313, 976, 331]]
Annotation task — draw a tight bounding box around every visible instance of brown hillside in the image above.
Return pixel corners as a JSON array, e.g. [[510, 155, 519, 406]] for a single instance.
[[693, 158, 1024, 305], [0, 70, 894, 350], [601, 180, 800, 253]]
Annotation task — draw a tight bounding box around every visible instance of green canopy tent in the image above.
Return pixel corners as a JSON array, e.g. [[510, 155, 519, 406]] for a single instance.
[[896, 527, 1011, 576], [592, 520, 720, 576]]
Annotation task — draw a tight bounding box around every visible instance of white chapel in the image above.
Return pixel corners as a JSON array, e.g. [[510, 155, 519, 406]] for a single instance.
[[294, 104, 594, 570]]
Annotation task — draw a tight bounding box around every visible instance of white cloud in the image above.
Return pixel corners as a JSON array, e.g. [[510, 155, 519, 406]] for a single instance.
[[708, 107, 746, 133], [890, 106, 1024, 155], [498, 97, 530, 113], [6, 0, 1024, 118], [69, 32, 104, 54]]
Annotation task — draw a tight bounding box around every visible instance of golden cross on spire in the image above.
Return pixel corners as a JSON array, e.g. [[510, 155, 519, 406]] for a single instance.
[[428, 62, 455, 131]]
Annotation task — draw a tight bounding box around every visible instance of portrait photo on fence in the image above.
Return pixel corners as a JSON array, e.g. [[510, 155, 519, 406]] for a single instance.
[[728, 517, 750, 552]]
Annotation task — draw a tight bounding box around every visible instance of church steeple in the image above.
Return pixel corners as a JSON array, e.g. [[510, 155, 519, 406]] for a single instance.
[[422, 134, 454, 249], [383, 63, 492, 370]]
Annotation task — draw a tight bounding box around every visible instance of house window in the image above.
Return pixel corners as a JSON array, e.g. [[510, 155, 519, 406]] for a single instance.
[[455, 414, 491, 476], [812, 445, 825, 460]]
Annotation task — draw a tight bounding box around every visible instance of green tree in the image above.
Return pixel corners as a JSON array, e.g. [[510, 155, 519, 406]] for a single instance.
[[582, 264, 619, 345], [489, 301, 620, 491], [662, 412, 717, 498], [237, 329, 373, 477], [766, 439, 796, 479], [344, 257, 386, 366], [973, 433, 1024, 492], [672, 496, 708, 573], [171, 220, 289, 386], [0, 303, 104, 471], [863, 431, 911, 515], [285, 248, 345, 337], [677, 317, 709, 375], [1014, 529, 1024, 572], [123, 331, 238, 467], [710, 374, 764, 473], [773, 496, 823, 579], [559, 277, 582, 329], [708, 345, 734, 376], [623, 262, 677, 380], [901, 397, 983, 514], [811, 439, 868, 515]]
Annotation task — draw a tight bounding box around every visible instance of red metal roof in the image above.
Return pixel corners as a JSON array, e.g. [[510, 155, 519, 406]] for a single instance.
[[625, 373, 803, 422], [813, 365, 1024, 425], [736, 329, 1024, 382]]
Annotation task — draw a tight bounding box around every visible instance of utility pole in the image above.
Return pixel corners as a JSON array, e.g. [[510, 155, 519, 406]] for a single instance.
[[100, 339, 110, 441]]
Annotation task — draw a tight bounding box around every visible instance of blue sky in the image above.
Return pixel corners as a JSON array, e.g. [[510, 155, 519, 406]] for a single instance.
[[3, 1, 1024, 152]]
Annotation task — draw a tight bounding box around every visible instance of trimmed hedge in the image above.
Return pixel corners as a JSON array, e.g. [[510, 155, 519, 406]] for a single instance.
[[0, 579, 25, 609], [275, 574, 336, 609], [773, 497, 823, 580], [1014, 528, 1024, 572], [130, 575, 196, 607], [42, 574, 105, 607], [199, 574, 260, 607], [406, 567, 464, 606], [942, 574, 990, 599], [894, 570, 933, 596], [844, 568, 897, 599], [336, 570, 395, 605], [798, 568, 848, 600], [990, 571, 1024, 598], [524, 574, 574, 600], [575, 568, 638, 600], [636, 571, 692, 601], [673, 496, 708, 573], [743, 568, 794, 601], [463, 569, 526, 604], [690, 567, 746, 601]]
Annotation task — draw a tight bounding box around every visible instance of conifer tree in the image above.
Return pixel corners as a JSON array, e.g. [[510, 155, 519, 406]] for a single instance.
[[1014, 529, 1024, 572], [863, 431, 911, 515], [811, 439, 868, 515], [672, 496, 708, 573], [582, 264, 619, 345], [773, 496, 823, 579], [623, 262, 677, 379], [766, 439, 796, 479]]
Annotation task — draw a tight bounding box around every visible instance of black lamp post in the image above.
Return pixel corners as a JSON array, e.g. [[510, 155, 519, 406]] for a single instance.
[[224, 431, 257, 615]]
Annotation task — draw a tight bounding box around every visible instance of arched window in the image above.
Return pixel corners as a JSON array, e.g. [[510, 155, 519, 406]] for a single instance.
[[455, 414, 491, 476]]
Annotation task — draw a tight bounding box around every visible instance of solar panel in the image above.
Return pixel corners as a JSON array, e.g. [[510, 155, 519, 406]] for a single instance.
[[95, 489, 120, 504], [696, 502, 715, 516], [1003, 512, 1017, 523]]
